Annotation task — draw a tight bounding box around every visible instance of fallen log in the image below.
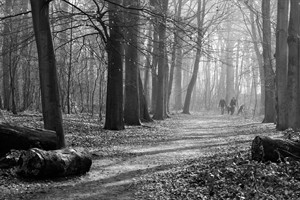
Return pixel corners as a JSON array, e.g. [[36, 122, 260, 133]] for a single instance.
[[251, 136, 300, 162], [0, 123, 58, 157], [17, 148, 92, 178]]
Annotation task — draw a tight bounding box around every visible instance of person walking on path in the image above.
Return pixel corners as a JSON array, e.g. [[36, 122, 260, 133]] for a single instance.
[[219, 99, 227, 115], [229, 97, 237, 115]]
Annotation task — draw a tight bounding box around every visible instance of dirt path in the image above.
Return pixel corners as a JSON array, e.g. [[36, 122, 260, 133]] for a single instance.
[[7, 113, 280, 200]]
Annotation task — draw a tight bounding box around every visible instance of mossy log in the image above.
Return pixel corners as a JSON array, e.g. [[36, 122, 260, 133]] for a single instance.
[[0, 123, 58, 157], [17, 148, 92, 178], [251, 136, 300, 162]]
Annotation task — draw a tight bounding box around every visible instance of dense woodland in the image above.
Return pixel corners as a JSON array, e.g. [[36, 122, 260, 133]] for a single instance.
[[0, 0, 299, 142]]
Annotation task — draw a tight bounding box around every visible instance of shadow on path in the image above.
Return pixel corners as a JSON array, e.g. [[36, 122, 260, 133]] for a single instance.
[[23, 113, 278, 200]]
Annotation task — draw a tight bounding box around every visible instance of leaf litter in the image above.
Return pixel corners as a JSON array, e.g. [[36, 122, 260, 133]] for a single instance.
[[1, 111, 299, 199]]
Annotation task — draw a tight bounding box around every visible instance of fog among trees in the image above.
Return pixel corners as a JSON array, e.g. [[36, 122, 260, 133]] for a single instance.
[[0, 0, 298, 131]]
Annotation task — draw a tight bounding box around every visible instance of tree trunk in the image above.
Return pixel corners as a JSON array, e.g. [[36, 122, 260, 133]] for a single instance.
[[30, 0, 65, 148], [251, 136, 300, 162], [249, 2, 265, 115], [17, 147, 92, 178], [150, 30, 158, 114], [144, 24, 152, 107], [174, 30, 184, 111], [0, 124, 58, 157], [104, 0, 125, 130], [262, 0, 275, 123], [124, 0, 141, 125], [225, 20, 235, 104], [153, 0, 169, 120], [2, 0, 12, 111], [67, 5, 73, 115], [287, 0, 300, 129], [183, 0, 205, 114], [139, 70, 153, 122], [275, 0, 289, 130], [167, 0, 182, 112]]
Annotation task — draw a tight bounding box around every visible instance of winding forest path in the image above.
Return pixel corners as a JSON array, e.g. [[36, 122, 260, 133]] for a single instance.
[[7, 112, 280, 200]]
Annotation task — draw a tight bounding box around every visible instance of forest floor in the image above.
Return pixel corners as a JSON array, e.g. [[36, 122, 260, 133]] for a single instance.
[[1, 111, 300, 199]]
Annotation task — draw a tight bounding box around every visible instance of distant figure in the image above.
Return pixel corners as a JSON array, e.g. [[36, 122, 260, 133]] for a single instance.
[[237, 104, 245, 115], [219, 99, 226, 115], [229, 97, 237, 115]]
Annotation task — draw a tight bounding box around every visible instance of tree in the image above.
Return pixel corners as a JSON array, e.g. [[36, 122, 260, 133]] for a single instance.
[[124, 0, 141, 125], [30, 0, 65, 148], [261, 0, 275, 123], [275, 0, 289, 130], [225, 18, 235, 104], [183, 0, 205, 114], [287, 0, 300, 129], [104, 0, 125, 130], [153, 0, 169, 120], [168, 0, 183, 112]]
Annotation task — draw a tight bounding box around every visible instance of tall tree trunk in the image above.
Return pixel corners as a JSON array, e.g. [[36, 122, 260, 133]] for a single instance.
[[30, 0, 65, 148], [174, 28, 184, 111], [2, 0, 12, 111], [167, 0, 182, 112], [183, 0, 205, 114], [104, 0, 125, 130], [124, 0, 141, 125], [144, 24, 152, 107], [139, 70, 152, 122], [153, 0, 169, 120], [205, 60, 211, 110], [262, 0, 275, 123], [275, 0, 289, 130], [287, 0, 300, 129], [150, 30, 158, 114], [225, 20, 235, 104], [249, 2, 265, 115], [67, 5, 73, 114]]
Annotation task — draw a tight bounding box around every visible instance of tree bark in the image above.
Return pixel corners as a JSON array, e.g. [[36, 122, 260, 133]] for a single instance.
[[138, 71, 153, 122], [262, 0, 275, 123], [167, 0, 182, 112], [174, 28, 184, 111], [183, 0, 205, 114], [0, 124, 58, 157], [2, 0, 12, 111], [251, 136, 300, 162], [249, 2, 265, 115], [17, 147, 92, 178], [275, 0, 289, 130], [153, 0, 169, 120], [30, 0, 65, 148], [104, 0, 125, 130], [225, 20, 235, 104], [287, 0, 300, 129], [124, 0, 141, 125]]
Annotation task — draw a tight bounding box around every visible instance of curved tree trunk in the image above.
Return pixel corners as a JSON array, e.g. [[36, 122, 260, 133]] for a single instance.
[[183, 0, 205, 114], [30, 0, 65, 148]]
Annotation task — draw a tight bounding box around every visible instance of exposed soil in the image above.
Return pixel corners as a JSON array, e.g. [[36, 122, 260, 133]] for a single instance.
[[0, 112, 281, 200]]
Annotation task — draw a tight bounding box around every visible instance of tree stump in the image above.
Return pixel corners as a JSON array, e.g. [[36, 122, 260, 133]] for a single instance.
[[0, 123, 58, 157], [17, 148, 92, 178], [251, 136, 300, 162]]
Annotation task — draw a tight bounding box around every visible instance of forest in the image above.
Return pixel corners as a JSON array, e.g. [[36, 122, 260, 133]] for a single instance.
[[1, 0, 300, 199]]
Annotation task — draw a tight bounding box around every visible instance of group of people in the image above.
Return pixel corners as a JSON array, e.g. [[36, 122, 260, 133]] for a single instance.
[[218, 97, 241, 115]]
